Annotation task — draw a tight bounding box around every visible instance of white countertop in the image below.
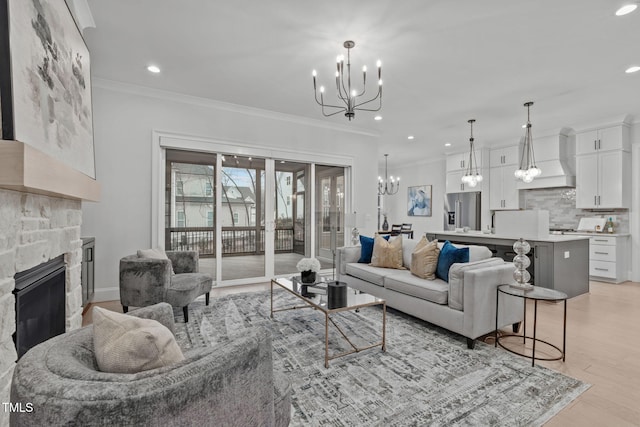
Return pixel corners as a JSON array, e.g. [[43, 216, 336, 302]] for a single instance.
[[558, 231, 630, 237], [427, 230, 590, 243]]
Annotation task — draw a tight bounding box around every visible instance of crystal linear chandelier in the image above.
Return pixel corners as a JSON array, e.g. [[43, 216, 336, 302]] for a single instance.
[[514, 101, 542, 183], [378, 154, 399, 195], [312, 40, 382, 121], [461, 119, 483, 187]]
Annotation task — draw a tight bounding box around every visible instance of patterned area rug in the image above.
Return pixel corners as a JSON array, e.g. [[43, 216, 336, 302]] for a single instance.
[[172, 290, 589, 426]]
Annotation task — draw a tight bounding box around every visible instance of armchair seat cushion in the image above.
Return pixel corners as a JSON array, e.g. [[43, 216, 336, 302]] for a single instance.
[[166, 273, 212, 307]]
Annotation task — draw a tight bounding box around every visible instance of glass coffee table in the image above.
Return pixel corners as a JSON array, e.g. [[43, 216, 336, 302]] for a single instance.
[[270, 277, 386, 368]]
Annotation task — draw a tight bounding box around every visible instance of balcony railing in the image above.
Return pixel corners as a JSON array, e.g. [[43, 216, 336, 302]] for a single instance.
[[167, 226, 296, 257]]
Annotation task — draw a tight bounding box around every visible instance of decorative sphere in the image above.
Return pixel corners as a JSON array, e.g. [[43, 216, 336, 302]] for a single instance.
[[467, 178, 477, 187], [513, 239, 531, 255], [513, 254, 531, 269], [530, 166, 542, 177], [476, 174, 483, 182], [514, 169, 524, 178], [522, 173, 534, 183], [513, 269, 531, 284]]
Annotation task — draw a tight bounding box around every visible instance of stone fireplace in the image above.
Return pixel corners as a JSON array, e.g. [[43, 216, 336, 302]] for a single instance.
[[0, 188, 84, 423]]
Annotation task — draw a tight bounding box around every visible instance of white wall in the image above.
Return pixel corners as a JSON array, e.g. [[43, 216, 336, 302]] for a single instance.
[[631, 122, 640, 282], [82, 80, 380, 301], [383, 158, 446, 240]]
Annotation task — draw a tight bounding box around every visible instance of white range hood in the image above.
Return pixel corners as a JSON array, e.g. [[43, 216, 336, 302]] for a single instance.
[[516, 128, 576, 189]]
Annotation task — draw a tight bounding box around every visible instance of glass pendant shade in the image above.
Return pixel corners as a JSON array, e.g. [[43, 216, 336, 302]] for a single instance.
[[462, 119, 482, 187], [515, 102, 541, 182]]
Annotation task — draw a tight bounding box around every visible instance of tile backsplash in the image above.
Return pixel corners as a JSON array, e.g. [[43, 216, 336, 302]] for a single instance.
[[522, 188, 629, 233]]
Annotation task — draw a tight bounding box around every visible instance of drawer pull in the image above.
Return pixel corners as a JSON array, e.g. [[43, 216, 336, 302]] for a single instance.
[[594, 268, 609, 272], [593, 239, 608, 242], [594, 251, 609, 255]]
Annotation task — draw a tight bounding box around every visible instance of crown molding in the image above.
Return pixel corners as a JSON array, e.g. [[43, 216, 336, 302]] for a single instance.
[[92, 78, 380, 138], [66, 0, 95, 33]]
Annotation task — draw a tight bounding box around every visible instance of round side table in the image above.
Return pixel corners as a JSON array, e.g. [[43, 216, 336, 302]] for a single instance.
[[495, 284, 568, 367]]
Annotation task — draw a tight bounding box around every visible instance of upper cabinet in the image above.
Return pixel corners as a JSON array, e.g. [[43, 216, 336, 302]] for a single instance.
[[489, 145, 521, 210], [575, 125, 631, 155], [445, 149, 487, 193], [575, 123, 631, 209], [489, 145, 520, 167], [446, 170, 484, 193]]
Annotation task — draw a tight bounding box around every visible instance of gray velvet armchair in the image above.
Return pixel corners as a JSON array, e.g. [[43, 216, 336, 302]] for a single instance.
[[10, 303, 292, 427], [119, 250, 213, 322]]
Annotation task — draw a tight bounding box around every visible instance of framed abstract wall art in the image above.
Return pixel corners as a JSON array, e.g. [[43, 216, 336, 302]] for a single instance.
[[407, 185, 432, 217], [0, 0, 95, 178]]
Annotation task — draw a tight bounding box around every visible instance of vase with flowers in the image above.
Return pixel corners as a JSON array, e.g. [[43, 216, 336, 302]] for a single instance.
[[296, 257, 321, 283]]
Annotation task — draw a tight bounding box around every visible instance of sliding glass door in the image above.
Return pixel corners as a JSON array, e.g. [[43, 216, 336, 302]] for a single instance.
[[220, 155, 266, 281], [315, 165, 345, 266], [273, 160, 313, 276], [164, 149, 347, 284]]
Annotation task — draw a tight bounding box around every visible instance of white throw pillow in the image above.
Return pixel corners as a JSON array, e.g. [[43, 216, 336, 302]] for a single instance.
[[93, 306, 185, 373]]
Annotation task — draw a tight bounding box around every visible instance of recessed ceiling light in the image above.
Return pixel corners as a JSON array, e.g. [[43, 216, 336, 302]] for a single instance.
[[444, 143, 451, 147], [625, 65, 640, 73], [616, 4, 637, 16], [374, 115, 382, 121], [407, 135, 415, 140], [147, 65, 161, 73]]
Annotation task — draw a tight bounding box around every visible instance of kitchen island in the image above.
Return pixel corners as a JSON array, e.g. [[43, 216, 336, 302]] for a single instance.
[[426, 231, 589, 298]]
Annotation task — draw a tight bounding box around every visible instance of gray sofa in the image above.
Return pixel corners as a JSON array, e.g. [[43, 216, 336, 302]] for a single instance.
[[337, 238, 524, 348], [10, 303, 291, 427]]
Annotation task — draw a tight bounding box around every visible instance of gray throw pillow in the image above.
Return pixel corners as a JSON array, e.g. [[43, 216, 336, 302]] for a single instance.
[[93, 306, 185, 373]]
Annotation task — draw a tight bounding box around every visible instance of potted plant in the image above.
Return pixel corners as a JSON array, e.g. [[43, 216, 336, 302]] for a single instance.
[[296, 257, 321, 283]]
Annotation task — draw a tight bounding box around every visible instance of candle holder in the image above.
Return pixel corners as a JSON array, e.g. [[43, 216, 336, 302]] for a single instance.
[[510, 238, 533, 291]]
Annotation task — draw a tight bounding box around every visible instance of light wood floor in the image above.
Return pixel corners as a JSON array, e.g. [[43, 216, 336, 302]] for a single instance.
[[84, 280, 640, 426]]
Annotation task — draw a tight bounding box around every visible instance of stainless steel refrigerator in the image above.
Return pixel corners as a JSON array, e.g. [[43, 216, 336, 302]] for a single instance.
[[444, 192, 481, 231]]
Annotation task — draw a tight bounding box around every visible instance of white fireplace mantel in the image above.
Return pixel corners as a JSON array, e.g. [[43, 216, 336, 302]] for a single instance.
[[0, 140, 101, 201]]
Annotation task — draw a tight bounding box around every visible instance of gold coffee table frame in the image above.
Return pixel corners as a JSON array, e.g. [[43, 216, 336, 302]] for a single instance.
[[270, 278, 386, 368]]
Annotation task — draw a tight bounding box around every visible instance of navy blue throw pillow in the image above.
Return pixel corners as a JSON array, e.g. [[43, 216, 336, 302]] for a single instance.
[[436, 241, 470, 282], [358, 235, 390, 263]]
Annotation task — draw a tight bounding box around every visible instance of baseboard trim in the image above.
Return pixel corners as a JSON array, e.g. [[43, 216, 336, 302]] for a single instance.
[[92, 287, 119, 303]]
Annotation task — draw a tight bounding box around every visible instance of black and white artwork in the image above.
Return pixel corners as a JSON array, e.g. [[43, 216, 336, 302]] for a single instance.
[[1, 0, 95, 178], [407, 185, 432, 217]]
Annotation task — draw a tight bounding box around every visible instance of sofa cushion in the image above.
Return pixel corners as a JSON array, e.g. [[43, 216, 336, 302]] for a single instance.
[[411, 238, 440, 280], [448, 257, 506, 311], [93, 307, 184, 373], [358, 234, 389, 263], [385, 270, 448, 305], [436, 241, 470, 282], [371, 234, 404, 269], [345, 263, 395, 287]]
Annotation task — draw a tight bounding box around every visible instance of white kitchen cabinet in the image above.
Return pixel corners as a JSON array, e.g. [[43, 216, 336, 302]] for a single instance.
[[446, 150, 484, 173], [588, 235, 628, 283], [446, 170, 483, 193], [489, 145, 521, 210], [446, 153, 468, 172], [575, 150, 630, 209], [575, 124, 630, 155], [489, 145, 520, 167], [445, 149, 487, 194], [489, 166, 520, 210]]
